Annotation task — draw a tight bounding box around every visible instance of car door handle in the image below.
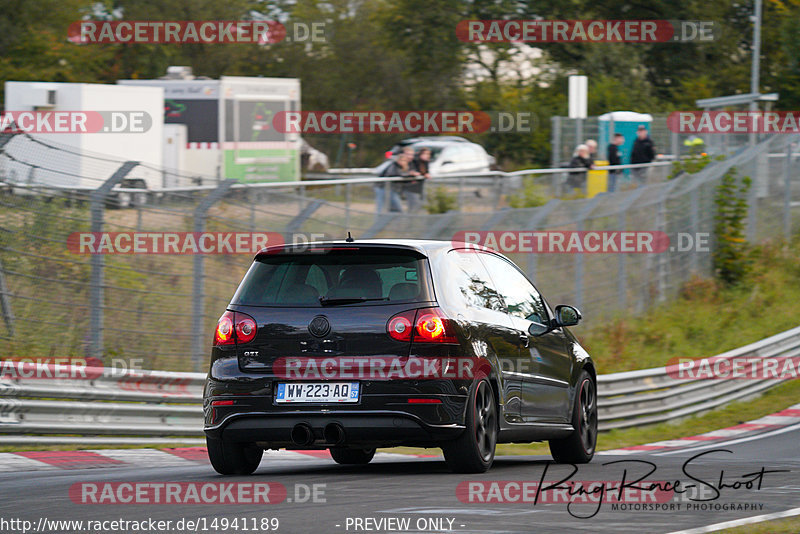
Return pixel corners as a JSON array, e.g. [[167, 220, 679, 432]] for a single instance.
[[518, 332, 530, 348]]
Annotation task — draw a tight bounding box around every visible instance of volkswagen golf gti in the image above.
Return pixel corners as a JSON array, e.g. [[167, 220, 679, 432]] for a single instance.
[[203, 239, 597, 474]]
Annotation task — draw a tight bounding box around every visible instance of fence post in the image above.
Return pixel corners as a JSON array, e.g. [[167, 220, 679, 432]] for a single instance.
[[345, 182, 352, 230], [0, 258, 14, 337], [191, 179, 236, 372], [616, 188, 648, 310], [249, 188, 256, 231], [574, 195, 602, 310], [784, 139, 794, 241], [746, 155, 759, 242], [656, 180, 680, 302], [0, 134, 19, 336], [690, 183, 699, 273], [671, 131, 679, 160], [493, 174, 504, 208], [298, 183, 306, 213], [551, 116, 561, 168], [89, 161, 139, 361], [525, 199, 561, 283]]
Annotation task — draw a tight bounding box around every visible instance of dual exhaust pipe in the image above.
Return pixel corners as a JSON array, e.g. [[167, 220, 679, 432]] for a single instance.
[[291, 422, 345, 446]]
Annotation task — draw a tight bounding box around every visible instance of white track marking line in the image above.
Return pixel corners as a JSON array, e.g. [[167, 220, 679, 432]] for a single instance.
[[664, 506, 800, 534], [655, 421, 800, 456], [0, 453, 58, 471], [698, 428, 755, 438], [643, 440, 700, 448], [262, 450, 325, 460], [84, 448, 198, 466], [748, 415, 800, 425]]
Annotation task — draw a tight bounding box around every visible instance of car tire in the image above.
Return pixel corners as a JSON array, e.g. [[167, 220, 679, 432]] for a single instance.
[[549, 371, 597, 464], [329, 447, 376, 465], [206, 436, 263, 475], [442, 378, 497, 473]]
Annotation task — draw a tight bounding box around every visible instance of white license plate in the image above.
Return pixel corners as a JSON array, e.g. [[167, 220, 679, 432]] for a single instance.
[[275, 382, 360, 403]]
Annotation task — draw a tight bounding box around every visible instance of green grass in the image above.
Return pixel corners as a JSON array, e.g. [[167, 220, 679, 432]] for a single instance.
[[577, 240, 800, 373]]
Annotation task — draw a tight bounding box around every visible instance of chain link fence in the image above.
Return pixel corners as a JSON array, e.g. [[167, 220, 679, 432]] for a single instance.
[[550, 113, 773, 168], [0, 132, 798, 372]]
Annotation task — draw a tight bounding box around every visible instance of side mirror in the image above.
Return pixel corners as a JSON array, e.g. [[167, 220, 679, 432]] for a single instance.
[[526, 313, 550, 337], [554, 305, 581, 327]]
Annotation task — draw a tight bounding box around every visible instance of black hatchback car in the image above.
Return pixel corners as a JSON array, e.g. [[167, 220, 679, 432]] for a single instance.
[[203, 239, 597, 474]]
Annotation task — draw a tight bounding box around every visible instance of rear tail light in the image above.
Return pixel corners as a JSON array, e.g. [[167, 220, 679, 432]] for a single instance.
[[386, 307, 458, 344], [387, 310, 416, 342], [214, 311, 257, 346], [215, 311, 235, 345], [235, 313, 257, 343]]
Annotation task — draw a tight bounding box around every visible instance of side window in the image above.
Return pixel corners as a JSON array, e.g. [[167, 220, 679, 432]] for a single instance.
[[457, 145, 474, 161], [467, 146, 483, 162], [479, 253, 548, 323], [446, 250, 505, 312]]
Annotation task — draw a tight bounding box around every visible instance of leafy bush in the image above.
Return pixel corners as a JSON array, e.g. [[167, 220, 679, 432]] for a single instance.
[[507, 178, 549, 208], [580, 240, 800, 373], [668, 153, 725, 179], [713, 167, 752, 286], [425, 186, 457, 214]]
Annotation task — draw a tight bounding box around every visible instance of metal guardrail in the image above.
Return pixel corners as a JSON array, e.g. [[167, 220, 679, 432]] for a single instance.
[[4, 160, 673, 194], [596, 324, 800, 431], [0, 325, 797, 445]]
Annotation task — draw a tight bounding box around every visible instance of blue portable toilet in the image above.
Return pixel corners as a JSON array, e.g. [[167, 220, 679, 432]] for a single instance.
[[598, 111, 653, 167]]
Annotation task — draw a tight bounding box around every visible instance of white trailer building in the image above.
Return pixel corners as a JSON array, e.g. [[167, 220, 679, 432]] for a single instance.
[[3, 81, 164, 189]]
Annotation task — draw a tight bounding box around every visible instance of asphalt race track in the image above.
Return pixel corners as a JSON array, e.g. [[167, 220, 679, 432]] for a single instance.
[[0, 422, 797, 534]]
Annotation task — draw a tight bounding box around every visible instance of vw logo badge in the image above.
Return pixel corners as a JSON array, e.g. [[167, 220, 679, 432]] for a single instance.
[[308, 315, 331, 338]]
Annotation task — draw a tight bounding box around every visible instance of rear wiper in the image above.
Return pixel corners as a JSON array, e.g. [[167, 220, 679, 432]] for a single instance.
[[319, 296, 389, 306]]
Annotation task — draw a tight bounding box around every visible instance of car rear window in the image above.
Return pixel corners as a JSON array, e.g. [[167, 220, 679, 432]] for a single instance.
[[231, 248, 434, 307]]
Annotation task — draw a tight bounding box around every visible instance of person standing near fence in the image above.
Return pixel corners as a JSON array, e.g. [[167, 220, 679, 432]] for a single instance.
[[567, 144, 593, 195], [375, 151, 406, 212], [606, 133, 624, 192], [585, 139, 598, 166], [630, 125, 655, 186], [406, 147, 431, 213]]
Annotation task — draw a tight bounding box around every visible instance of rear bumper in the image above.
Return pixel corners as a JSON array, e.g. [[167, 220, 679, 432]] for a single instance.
[[205, 411, 464, 448], [204, 363, 472, 447]]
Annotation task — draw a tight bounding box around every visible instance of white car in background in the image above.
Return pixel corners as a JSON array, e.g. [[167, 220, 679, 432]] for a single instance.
[[376, 137, 496, 176]]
